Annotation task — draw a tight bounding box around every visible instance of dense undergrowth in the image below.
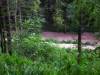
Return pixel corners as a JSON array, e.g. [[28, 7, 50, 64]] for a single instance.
[[0, 35, 100, 75]]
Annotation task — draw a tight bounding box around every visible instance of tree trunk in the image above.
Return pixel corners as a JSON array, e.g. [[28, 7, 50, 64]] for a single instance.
[[0, 16, 7, 53], [7, 0, 12, 54], [77, 26, 82, 64], [77, 12, 83, 64]]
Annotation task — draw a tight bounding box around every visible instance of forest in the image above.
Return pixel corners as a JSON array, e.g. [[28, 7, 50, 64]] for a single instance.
[[0, 0, 100, 75]]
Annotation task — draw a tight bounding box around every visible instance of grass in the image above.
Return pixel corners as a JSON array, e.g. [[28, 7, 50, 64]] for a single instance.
[[0, 34, 99, 75]]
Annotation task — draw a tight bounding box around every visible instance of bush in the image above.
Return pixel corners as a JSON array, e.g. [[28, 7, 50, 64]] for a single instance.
[[23, 16, 45, 34], [0, 54, 34, 75], [13, 35, 77, 74], [53, 8, 65, 32], [12, 35, 100, 75]]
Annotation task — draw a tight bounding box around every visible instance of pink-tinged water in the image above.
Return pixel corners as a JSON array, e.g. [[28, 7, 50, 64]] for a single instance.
[[42, 32, 100, 44]]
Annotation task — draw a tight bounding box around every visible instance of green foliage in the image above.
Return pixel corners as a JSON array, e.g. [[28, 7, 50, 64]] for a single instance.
[[93, 5, 100, 32], [70, 0, 95, 32], [0, 54, 34, 75], [53, 8, 65, 31], [1, 0, 100, 74], [68, 0, 100, 32], [44, 0, 100, 32], [32, 0, 41, 14], [23, 16, 45, 34], [52, 0, 67, 32], [2, 34, 100, 75], [17, 0, 41, 17], [11, 34, 100, 75]]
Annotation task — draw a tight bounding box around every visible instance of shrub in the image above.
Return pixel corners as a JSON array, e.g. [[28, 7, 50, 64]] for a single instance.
[[53, 8, 65, 32], [12, 35, 100, 75], [12, 35, 71, 75], [0, 54, 34, 75], [23, 16, 45, 34]]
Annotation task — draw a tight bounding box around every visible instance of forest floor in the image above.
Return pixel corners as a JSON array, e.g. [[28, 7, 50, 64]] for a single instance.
[[42, 32, 100, 50]]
